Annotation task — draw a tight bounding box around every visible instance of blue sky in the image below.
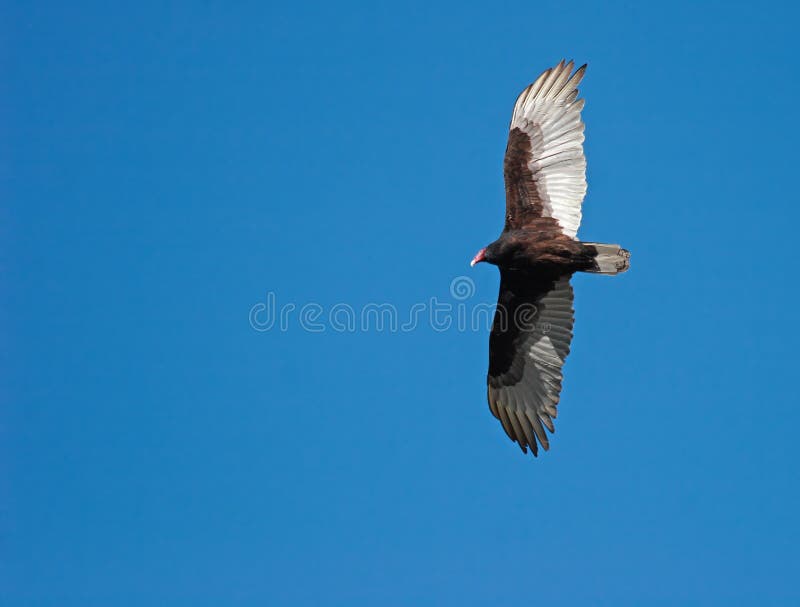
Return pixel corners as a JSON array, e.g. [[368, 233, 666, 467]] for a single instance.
[[3, 1, 800, 605]]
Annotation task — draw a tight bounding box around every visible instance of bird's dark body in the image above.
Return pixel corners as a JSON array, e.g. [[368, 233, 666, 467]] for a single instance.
[[483, 218, 600, 274]]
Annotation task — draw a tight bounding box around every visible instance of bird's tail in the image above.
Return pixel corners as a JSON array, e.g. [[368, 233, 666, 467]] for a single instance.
[[583, 242, 631, 275]]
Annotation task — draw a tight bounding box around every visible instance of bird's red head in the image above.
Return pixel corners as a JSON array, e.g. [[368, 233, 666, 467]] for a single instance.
[[470, 247, 487, 267]]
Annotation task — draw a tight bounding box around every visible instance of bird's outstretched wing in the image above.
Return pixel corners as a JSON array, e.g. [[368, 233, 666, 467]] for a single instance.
[[487, 272, 574, 455], [503, 60, 587, 237]]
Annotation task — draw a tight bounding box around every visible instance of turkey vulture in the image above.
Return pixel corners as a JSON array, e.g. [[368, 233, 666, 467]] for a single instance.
[[471, 60, 630, 455]]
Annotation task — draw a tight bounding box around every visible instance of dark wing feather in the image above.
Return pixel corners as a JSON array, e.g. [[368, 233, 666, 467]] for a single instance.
[[503, 127, 546, 228], [487, 271, 575, 455]]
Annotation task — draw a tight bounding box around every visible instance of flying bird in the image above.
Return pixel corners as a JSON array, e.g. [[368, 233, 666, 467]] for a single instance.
[[471, 60, 630, 455]]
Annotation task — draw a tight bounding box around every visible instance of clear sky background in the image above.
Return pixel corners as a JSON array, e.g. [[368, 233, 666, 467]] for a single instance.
[[3, 1, 800, 605]]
